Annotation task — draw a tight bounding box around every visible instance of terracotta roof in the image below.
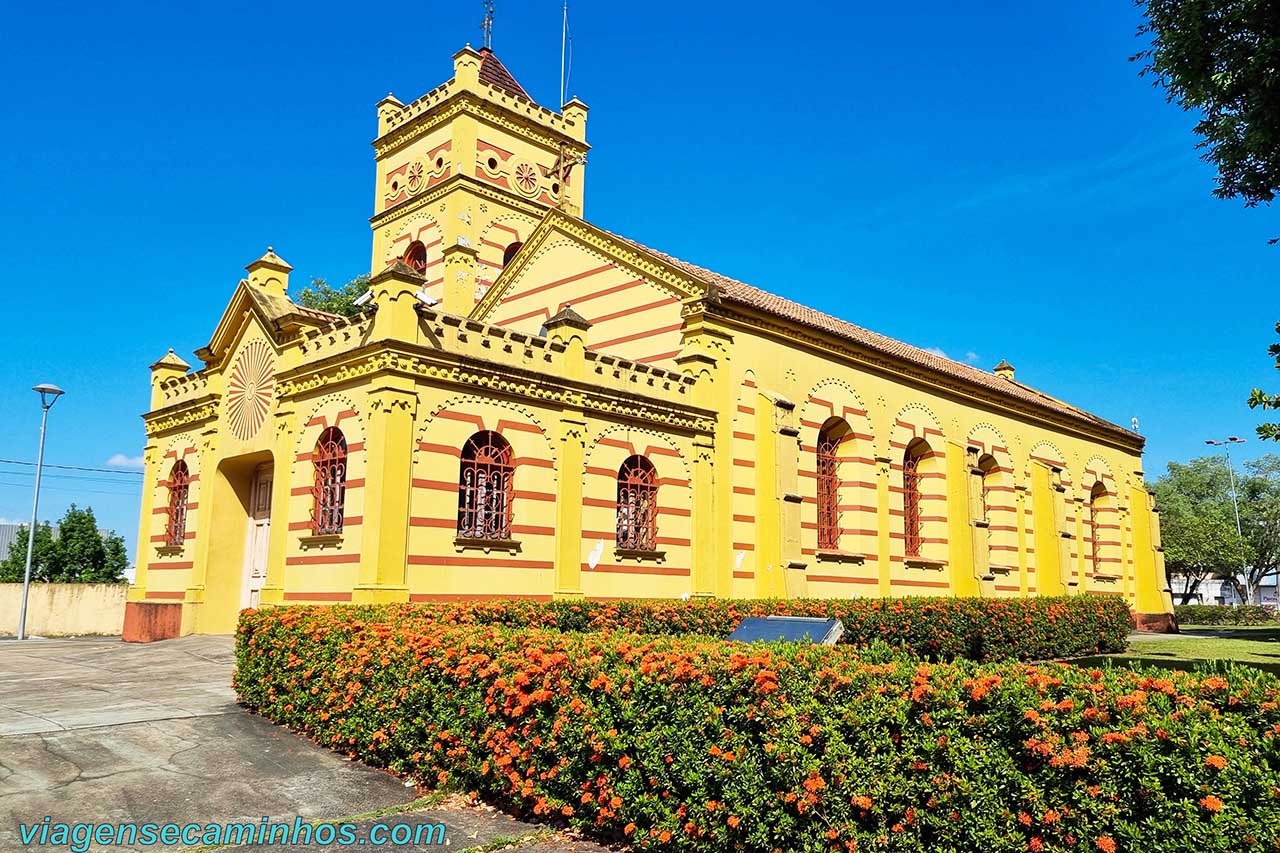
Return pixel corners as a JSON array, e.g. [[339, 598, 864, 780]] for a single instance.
[[477, 48, 533, 102], [599, 228, 1138, 445]]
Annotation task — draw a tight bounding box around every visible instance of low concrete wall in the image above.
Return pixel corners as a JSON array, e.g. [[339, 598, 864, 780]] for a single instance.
[[0, 583, 127, 637]]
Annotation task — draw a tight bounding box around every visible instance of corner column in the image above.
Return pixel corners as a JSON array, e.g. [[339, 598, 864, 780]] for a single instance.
[[353, 380, 416, 604]]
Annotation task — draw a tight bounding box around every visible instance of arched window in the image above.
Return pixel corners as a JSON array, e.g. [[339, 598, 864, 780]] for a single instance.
[[403, 240, 427, 274], [312, 427, 348, 535], [903, 441, 926, 557], [1087, 481, 1107, 575], [165, 461, 190, 547], [617, 456, 658, 550], [816, 418, 849, 550], [977, 453, 998, 524], [502, 241, 523, 267], [457, 431, 514, 540]]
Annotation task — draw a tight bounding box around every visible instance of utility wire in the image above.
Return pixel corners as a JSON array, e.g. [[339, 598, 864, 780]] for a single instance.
[[0, 459, 144, 476]]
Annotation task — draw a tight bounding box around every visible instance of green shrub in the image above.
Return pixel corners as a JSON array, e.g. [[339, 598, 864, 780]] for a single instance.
[[418, 595, 1132, 661], [236, 606, 1280, 853], [1175, 604, 1278, 626]]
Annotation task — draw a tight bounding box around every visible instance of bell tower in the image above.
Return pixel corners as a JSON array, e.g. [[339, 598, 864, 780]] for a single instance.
[[369, 45, 589, 313]]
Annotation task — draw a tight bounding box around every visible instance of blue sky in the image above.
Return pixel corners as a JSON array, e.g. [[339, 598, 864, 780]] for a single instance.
[[0, 1, 1275, 561]]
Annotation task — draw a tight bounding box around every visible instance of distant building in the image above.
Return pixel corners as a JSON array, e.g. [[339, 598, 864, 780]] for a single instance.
[[0, 523, 24, 559], [1179, 574, 1280, 607]]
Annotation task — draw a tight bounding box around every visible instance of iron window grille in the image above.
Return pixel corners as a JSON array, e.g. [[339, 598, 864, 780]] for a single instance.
[[165, 461, 190, 547], [457, 431, 514, 540], [312, 427, 348, 536], [903, 450, 923, 557], [816, 426, 842, 550], [616, 455, 658, 550]]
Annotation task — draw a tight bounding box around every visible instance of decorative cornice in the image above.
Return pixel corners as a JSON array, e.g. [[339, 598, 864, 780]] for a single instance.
[[705, 301, 1142, 453], [374, 91, 589, 161], [143, 398, 219, 437], [369, 174, 549, 230], [273, 342, 715, 436]]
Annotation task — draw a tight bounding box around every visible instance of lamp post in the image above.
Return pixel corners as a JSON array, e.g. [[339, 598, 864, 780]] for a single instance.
[[1204, 436, 1250, 604], [17, 383, 64, 641]]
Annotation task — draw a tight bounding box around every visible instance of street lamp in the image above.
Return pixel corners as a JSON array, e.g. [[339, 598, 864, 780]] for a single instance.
[[1204, 436, 1250, 604], [16, 383, 64, 641]]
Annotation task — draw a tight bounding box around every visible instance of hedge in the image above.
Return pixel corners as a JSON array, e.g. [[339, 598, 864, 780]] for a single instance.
[[412, 595, 1132, 661], [236, 605, 1280, 853], [1175, 604, 1278, 626]]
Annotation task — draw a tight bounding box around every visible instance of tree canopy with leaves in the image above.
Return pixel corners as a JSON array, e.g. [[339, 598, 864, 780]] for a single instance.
[[0, 505, 129, 584], [295, 274, 370, 318], [1153, 454, 1280, 603], [1133, 0, 1280, 439], [1133, 0, 1280, 208], [1153, 457, 1251, 603]]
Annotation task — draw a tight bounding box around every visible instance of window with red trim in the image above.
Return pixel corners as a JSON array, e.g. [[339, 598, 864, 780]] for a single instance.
[[312, 427, 348, 535], [617, 455, 658, 550], [1088, 481, 1107, 574], [816, 419, 846, 550], [457, 431, 514, 540], [977, 453, 998, 524], [403, 241, 427, 274], [903, 443, 925, 557], [165, 461, 190, 547]]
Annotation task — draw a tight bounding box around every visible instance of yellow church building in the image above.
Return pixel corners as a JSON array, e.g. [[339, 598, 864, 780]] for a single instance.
[[123, 45, 1175, 640]]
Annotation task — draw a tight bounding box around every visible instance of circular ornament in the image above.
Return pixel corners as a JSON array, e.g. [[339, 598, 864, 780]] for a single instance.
[[512, 160, 540, 197], [406, 161, 424, 193], [226, 339, 275, 441]]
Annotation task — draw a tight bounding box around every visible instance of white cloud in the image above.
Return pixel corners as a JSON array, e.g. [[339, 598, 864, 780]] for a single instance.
[[0, 517, 24, 525], [105, 454, 145, 469], [923, 347, 982, 366]]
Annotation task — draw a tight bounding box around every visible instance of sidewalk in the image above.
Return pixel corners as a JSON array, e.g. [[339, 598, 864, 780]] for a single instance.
[[0, 636, 608, 852]]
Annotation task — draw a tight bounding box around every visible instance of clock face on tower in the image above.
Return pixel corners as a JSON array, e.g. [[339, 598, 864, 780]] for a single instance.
[[226, 339, 275, 441]]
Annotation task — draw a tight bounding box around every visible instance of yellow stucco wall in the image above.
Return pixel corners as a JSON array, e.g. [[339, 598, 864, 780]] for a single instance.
[[127, 43, 1173, 636], [0, 583, 126, 636]]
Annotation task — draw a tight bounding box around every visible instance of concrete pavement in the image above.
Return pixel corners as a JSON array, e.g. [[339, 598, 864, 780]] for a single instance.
[[0, 636, 606, 852]]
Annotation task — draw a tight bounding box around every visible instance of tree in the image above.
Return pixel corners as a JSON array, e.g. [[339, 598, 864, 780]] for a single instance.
[[0, 505, 129, 584], [1247, 324, 1280, 440], [1132, 0, 1280, 210], [1152, 458, 1249, 603], [1236, 454, 1280, 601], [295, 274, 370, 317], [0, 522, 58, 584], [1133, 1, 1280, 439]]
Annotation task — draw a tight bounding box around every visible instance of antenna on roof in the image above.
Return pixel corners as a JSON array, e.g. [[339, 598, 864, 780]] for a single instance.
[[481, 0, 494, 50], [559, 0, 572, 106]]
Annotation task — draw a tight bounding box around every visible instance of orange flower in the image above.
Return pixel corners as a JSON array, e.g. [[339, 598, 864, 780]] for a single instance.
[[624, 823, 636, 836], [1200, 795, 1224, 812], [1096, 837, 1116, 853], [727, 815, 741, 828], [1204, 755, 1227, 770], [618, 755, 633, 769]]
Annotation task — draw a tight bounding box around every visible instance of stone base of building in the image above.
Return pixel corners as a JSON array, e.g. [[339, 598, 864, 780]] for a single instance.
[[1132, 611, 1179, 634], [122, 601, 184, 643]]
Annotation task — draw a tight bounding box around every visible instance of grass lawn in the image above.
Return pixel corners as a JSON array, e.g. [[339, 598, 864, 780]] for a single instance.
[[1087, 625, 1280, 674]]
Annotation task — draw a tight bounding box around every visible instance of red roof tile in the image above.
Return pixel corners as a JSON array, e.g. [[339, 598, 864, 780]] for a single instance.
[[601, 228, 1139, 446], [477, 48, 534, 103]]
